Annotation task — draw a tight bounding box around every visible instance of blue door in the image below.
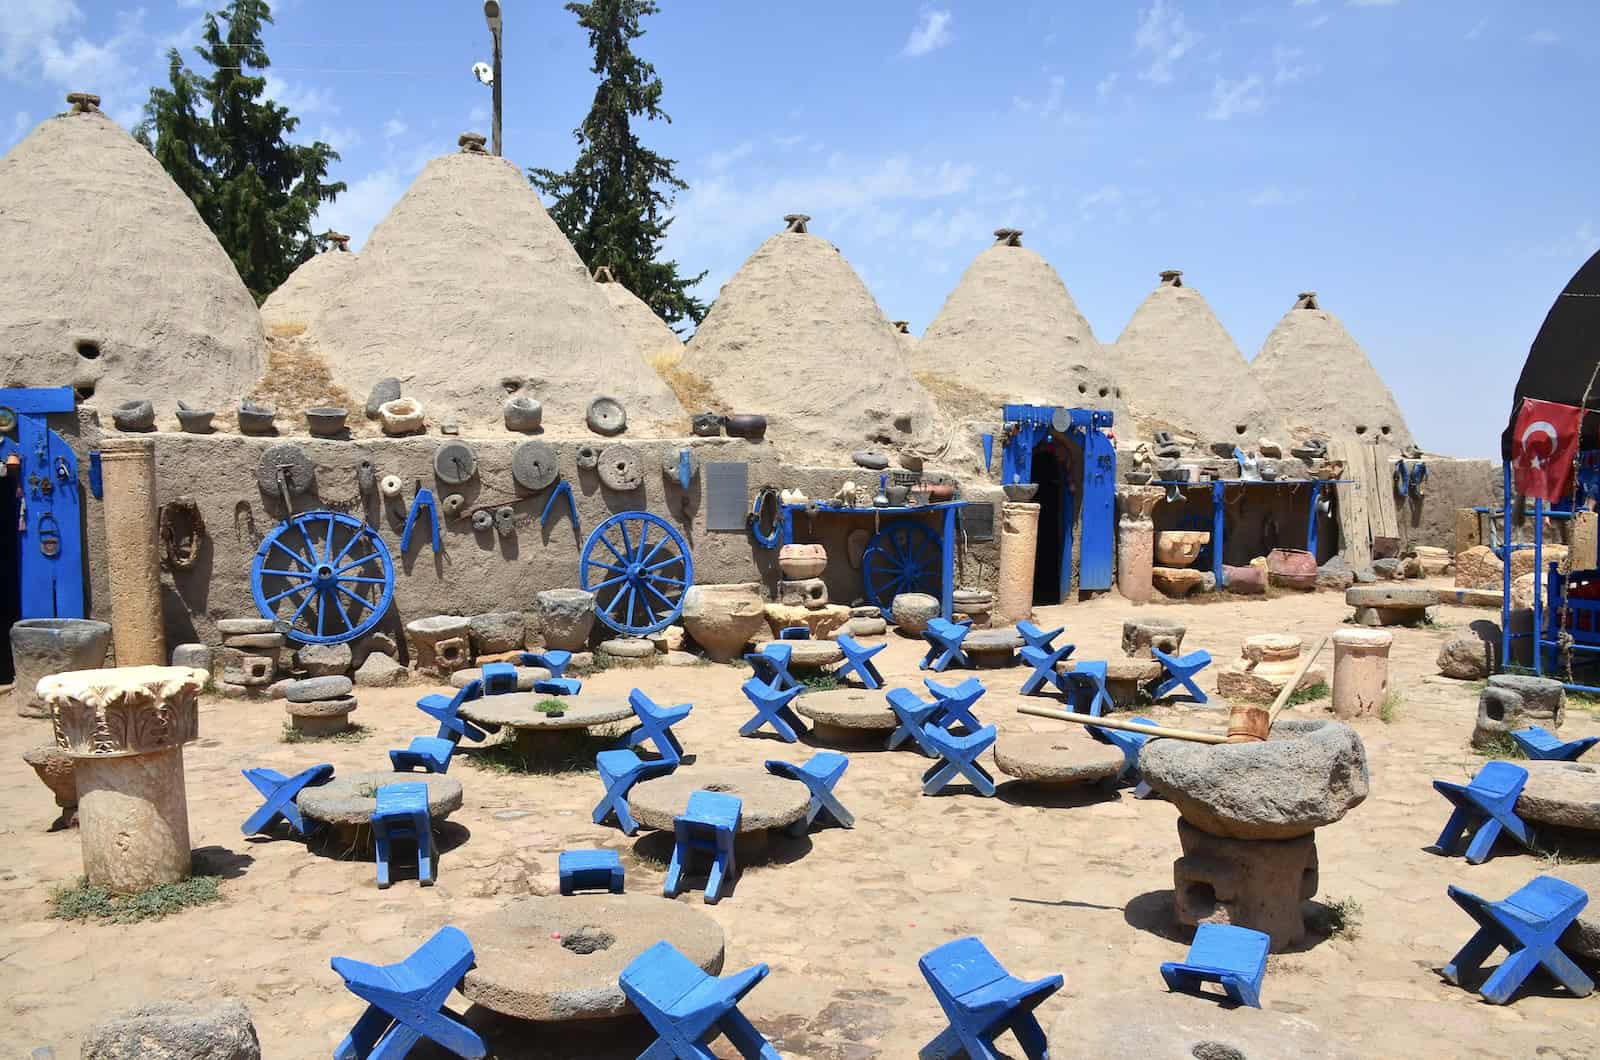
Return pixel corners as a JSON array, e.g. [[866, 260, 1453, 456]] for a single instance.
[[1075, 423, 1117, 592], [0, 388, 85, 619]]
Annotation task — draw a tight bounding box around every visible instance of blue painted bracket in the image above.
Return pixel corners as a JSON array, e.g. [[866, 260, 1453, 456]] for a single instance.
[[540, 479, 578, 533], [88, 450, 103, 499], [401, 487, 441, 553]]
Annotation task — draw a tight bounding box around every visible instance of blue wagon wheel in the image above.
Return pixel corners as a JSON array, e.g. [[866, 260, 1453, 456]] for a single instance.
[[251, 510, 395, 645], [862, 518, 942, 610], [581, 511, 693, 636]]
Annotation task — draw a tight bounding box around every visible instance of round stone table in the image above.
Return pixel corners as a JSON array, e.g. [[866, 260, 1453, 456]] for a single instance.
[[461, 693, 634, 761], [1346, 585, 1435, 627], [993, 732, 1124, 786], [629, 767, 810, 859], [1512, 759, 1600, 832], [784, 639, 843, 670], [299, 770, 463, 846], [459, 893, 725, 1022], [796, 687, 897, 745], [964, 628, 1022, 668], [41, 665, 206, 892]]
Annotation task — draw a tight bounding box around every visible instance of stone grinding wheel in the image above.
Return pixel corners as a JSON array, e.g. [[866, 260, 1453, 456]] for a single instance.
[[598, 445, 643, 491], [494, 507, 516, 536], [511, 440, 560, 492], [472, 510, 495, 532], [586, 396, 627, 436], [256, 443, 316, 497], [433, 441, 478, 486]]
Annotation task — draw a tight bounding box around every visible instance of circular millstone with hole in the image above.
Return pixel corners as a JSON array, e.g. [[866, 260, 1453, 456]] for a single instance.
[[993, 732, 1124, 784], [784, 639, 843, 669], [628, 767, 811, 834], [297, 771, 463, 827], [459, 693, 632, 732], [459, 893, 725, 1021], [1512, 759, 1600, 831], [796, 687, 898, 731]]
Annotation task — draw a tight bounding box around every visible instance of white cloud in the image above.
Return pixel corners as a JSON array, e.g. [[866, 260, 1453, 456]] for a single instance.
[[316, 124, 362, 152], [315, 166, 408, 250], [1465, 18, 1488, 41], [903, 7, 953, 58], [1013, 74, 1068, 120], [1079, 184, 1124, 221], [382, 117, 407, 139], [1272, 44, 1316, 85], [705, 141, 754, 171], [1526, 30, 1559, 45], [1096, 72, 1120, 100], [264, 75, 337, 117], [1248, 185, 1306, 208], [1206, 74, 1266, 120], [1309, 14, 1331, 29], [1135, 0, 1199, 84], [0, 0, 82, 78]]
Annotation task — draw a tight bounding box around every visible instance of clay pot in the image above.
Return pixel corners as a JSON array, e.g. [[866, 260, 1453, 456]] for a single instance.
[[681, 583, 767, 662], [305, 406, 348, 437], [778, 543, 827, 579], [1266, 548, 1318, 591], [926, 482, 956, 502], [886, 484, 910, 506], [10, 618, 113, 718], [536, 589, 597, 652], [723, 414, 767, 439], [1154, 530, 1210, 567]]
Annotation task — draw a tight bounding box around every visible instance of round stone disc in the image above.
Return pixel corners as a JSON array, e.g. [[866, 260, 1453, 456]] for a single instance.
[[576, 444, 601, 471], [628, 767, 810, 833], [459, 894, 725, 1021], [255, 443, 315, 496], [433, 441, 478, 485], [797, 687, 898, 731], [1513, 759, 1600, 831], [459, 693, 633, 732], [298, 771, 463, 827], [586, 396, 627, 436], [993, 731, 1124, 785], [511, 440, 560, 492], [597, 444, 642, 491]]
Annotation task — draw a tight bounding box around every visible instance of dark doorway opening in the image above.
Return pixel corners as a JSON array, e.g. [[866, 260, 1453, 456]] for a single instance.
[[1033, 440, 1067, 605], [0, 478, 19, 683]]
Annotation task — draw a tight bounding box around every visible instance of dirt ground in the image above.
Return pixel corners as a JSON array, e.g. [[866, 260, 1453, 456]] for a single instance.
[[3, 583, 1599, 1058]]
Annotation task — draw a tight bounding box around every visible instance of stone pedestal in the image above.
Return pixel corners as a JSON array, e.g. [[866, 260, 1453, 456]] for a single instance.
[[405, 616, 471, 675], [1115, 487, 1164, 605], [97, 438, 166, 666], [41, 666, 205, 893], [1473, 673, 1566, 748], [1216, 634, 1327, 704], [1174, 818, 1319, 952], [1331, 629, 1393, 720], [1121, 618, 1186, 659], [996, 502, 1040, 625]]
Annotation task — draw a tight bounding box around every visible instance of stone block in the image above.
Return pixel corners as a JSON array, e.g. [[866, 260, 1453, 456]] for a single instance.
[[170, 643, 211, 671], [353, 653, 406, 687], [1151, 567, 1205, 597], [1173, 819, 1319, 952], [82, 998, 260, 1060], [220, 632, 285, 651], [469, 611, 525, 656], [283, 675, 353, 703], [889, 593, 939, 634], [1438, 635, 1493, 680], [214, 647, 276, 688], [215, 618, 276, 636], [765, 603, 850, 640], [777, 578, 829, 608], [406, 615, 471, 675], [293, 642, 351, 677], [1121, 619, 1185, 659]]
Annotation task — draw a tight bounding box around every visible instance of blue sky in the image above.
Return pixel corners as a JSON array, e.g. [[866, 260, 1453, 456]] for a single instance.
[[3, 1, 1597, 459]]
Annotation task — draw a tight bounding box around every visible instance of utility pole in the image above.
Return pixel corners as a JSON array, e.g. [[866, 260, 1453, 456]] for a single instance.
[[484, 1, 503, 156]]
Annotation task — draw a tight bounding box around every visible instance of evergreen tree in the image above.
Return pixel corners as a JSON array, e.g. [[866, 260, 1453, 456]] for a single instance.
[[135, 0, 344, 301], [531, 0, 707, 329]]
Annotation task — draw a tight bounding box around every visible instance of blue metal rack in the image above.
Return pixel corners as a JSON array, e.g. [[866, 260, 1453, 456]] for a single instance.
[[780, 501, 968, 620], [1150, 478, 1350, 589]]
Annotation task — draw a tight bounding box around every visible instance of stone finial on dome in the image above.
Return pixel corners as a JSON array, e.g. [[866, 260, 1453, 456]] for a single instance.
[[592, 265, 617, 283], [1159, 269, 1184, 287], [783, 213, 810, 233], [993, 228, 1023, 247], [66, 92, 101, 114], [891, 320, 911, 334], [327, 231, 351, 252], [1294, 291, 1319, 310], [458, 131, 488, 154]]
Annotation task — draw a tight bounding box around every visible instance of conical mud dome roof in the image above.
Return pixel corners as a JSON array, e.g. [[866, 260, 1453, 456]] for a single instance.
[[916, 229, 1128, 420], [682, 215, 942, 464], [310, 139, 685, 433], [1252, 291, 1413, 447], [593, 267, 681, 363], [0, 96, 265, 416], [1112, 270, 1286, 443], [261, 235, 358, 332]]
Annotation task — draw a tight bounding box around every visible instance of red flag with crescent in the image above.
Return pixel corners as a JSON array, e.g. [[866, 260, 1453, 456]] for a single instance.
[[1511, 397, 1584, 501]]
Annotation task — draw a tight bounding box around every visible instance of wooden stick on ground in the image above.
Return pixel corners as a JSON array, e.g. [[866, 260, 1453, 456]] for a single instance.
[[1016, 704, 1230, 745], [1265, 633, 1332, 729]]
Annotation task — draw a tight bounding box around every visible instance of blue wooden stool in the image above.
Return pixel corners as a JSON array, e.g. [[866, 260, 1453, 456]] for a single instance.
[[593, 749, 677, 835], [1444, 876, 1594, 1005], [920, 617, 973, 672], [620, 940, 779, 1059], [834, 632, 887, 690], [241, 763, 333, 836], [923, 676, 986, 732], [779, 625, 811, 640], [1019, 640, 1074, 695], [533, 676, 583, 696], [765, 752, 854, 834], [745, 643, 802, 693], [1511, 726, 1599, 762], [372, 783, 433, 888], [1433, 761, 1534, 864], [559, 849, 625, 895], [1089, 715, 1159, 797], [921, 722, 998, 797], [332, 925, 486, 1059], [389, 736, 457, 775], [622, 688, 692, 762], [1152, 646, 1212, 704], [480, 660, 518, 695], [1016, 620, 1064, 652], [665, 790, 742, 904], [886, 687, 945, 755], [917, 936, 1062, 1060], [1159, 923, 1270, 1007], [517, 649, 573, 678], [738, 677, 807, 742], [416, 681, 491, 743], [1061, 661, 1113, 717]]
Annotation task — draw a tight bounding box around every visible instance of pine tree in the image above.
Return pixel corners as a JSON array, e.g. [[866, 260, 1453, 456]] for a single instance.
[[135, 0, 344, 301], [531, 0, 707, 329]]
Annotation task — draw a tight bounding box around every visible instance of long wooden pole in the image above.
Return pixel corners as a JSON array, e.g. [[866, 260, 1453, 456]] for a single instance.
[[1016, 704, 1229, 744], [1266, 634, 1331, 728]]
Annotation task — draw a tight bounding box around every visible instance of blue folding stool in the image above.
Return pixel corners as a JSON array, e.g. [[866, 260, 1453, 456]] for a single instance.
[[1511, 726, 1599, 762], [1151, 646, 1212, 704], [593, 749, 677, 835], [917, 935, 1062, 1060], [372, 783, 433, 888], [738, 677, 808, 742], [1018, 640, 1074, 696], [480, 660, 518, 695], [1159, 923, 1270, 1008], [241, 763, 334, 836], [389, 736, 457, 775], [518, 649, 573, 679], [1443, 876, 1594, 1005], [1433, 761, 1534, 865], [1088, 715, 1159, 797], [1061, 661, 1114, 717], [559, 849, 625, 895], [665, 790, 742, 904], [921, 722, 999, 797], [622, 688, 692, 762], [920, 617, 973, 672], [332, 925, 486, 1059], [1015, 620, 1064, 652], [886, 687, 946, 755], [746, 643, 801, 693], [765, 752, 854, 834], [416, 680, 491, 744], [924, 676, 986, 732], [620, 940, 780, 1059], [834, 632, 887, 690]]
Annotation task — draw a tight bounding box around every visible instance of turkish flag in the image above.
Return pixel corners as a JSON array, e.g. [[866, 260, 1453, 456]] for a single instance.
[[1511, 397, 1585, 501]]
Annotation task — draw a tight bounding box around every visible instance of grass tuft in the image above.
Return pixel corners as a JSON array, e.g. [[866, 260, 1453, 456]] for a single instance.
[[1312, 896, 1363, 940], [1470, 732, 1528, 760], [798, 671, 840, 693], [1285, 682, 1330, 708], [534, 698, 569, 715], [50, 875, 221, 924], [1379, 690, 1401, 724], [281, 722, 371, 744]]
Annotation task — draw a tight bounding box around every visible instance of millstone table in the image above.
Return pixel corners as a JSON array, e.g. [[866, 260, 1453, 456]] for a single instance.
[[41, 665, 206, 892], [459, 893, 725, 1022], [459, 693, 634, 763], [297, 770, 463, 847], [628, 766, 810, 859], [993, 732, 1125, 787], [796, 687, 898, 745]]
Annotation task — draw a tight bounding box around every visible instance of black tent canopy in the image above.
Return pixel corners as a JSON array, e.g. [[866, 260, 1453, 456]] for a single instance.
[[1504, 248, 1600, 459]]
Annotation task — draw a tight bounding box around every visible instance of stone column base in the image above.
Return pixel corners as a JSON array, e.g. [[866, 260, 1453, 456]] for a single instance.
[[1173, 818, 1318, 952], [76, 746, 192, 893]]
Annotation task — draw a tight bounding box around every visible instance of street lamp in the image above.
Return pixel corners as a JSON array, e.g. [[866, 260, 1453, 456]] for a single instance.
[[483, 1, 502, 157]]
